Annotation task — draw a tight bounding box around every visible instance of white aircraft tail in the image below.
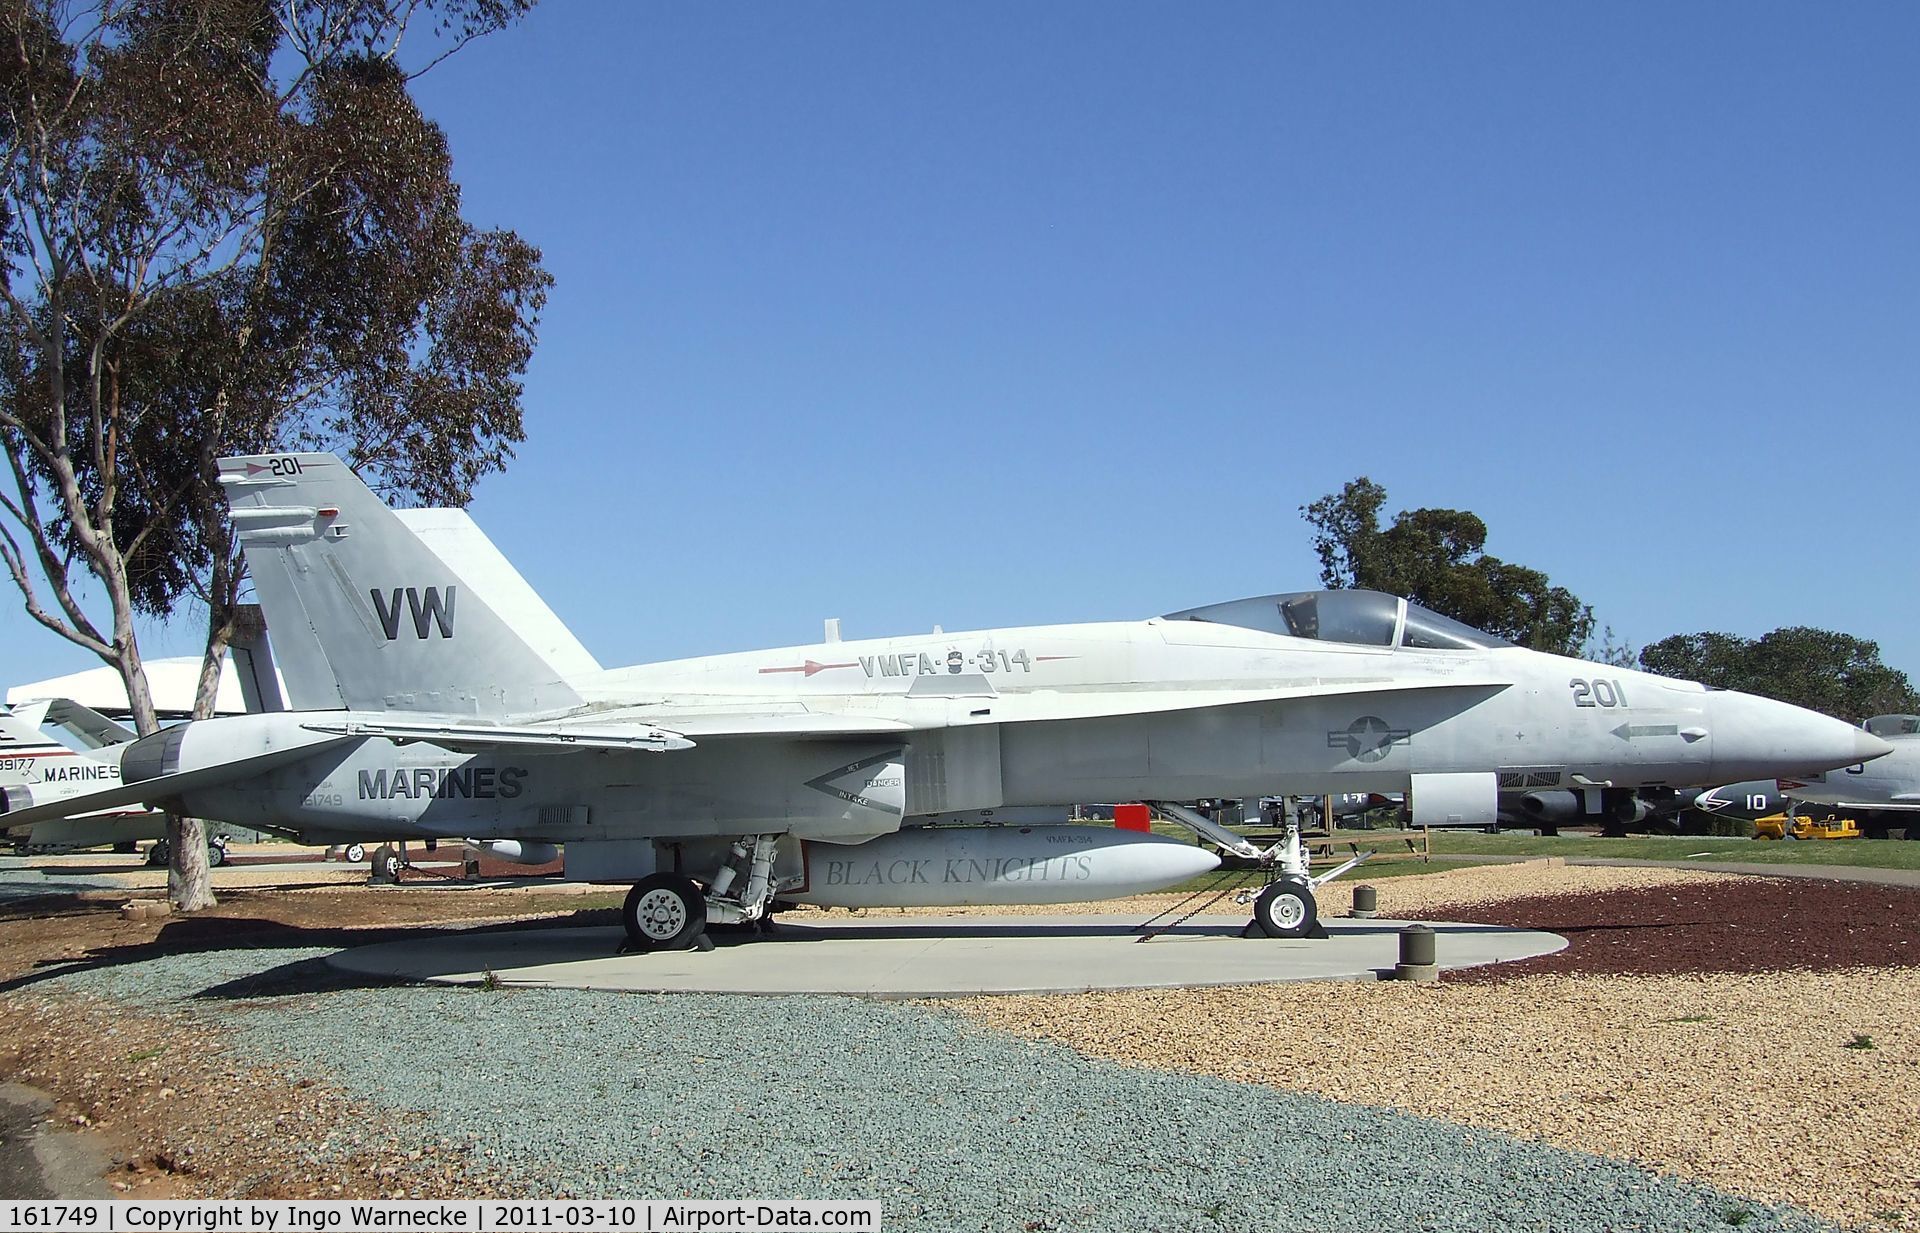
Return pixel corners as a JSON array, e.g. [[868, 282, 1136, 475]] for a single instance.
[[0, 703, 125, 814], [218, 454, 594, 717], [0, 706, 67, 791]]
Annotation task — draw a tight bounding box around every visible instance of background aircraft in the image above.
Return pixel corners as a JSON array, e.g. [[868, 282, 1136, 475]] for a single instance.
[[0, 701, 219, 860], [1685, 779, 1791, 826], [1782, 719, 1920, 839], [0, 454, 1889, 948]]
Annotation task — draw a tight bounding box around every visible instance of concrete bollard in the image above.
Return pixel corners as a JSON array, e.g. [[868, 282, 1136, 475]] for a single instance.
[[1393, 923, 1438, 982], [1351, 884, 1378, 919]]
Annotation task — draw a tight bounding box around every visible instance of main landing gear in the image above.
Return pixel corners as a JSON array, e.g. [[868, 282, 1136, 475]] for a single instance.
[[619, 834, 783, 952], [623, 874, 708, 950]]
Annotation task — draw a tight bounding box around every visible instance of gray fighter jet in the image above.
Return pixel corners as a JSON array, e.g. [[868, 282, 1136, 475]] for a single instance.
[[0, 454, 1890, 946], [1782, 718, 1920, 839], [1687, 779, 1790, 823]]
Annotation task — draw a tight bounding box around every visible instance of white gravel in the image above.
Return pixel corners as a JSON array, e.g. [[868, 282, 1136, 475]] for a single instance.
[[30, 937, 1843, 1232]]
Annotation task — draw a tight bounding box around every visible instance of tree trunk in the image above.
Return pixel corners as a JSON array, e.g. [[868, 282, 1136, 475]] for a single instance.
[[167, 813, 215, 911], [110, 621, 217, 911], [164, 576, 240, 914]]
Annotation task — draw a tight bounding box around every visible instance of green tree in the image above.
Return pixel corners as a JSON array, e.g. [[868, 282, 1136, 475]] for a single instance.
[[0, 0, 548, 909], [1639, 629, 1919, 722], [1301, 477, 1595, 655]]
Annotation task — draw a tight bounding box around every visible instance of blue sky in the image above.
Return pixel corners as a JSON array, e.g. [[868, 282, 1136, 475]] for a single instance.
[[3, 1, 1915, 691]]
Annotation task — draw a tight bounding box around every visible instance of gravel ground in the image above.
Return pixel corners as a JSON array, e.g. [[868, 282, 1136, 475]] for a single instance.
[[1, 862, 1905, 1230], [951, 968, 1920, 1230], [14, 943, 1843, 1233]]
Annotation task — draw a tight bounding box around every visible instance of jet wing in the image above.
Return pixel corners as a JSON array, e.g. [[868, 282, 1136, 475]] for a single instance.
[[0, 737, 356, 829], [301, 712, 918, 748], [310, 678, 1508, 753], [300, 718, 699, 753], [621, 678, 1509, 740], [653, 713, 914, 737], [961, 678, 1510, 726]]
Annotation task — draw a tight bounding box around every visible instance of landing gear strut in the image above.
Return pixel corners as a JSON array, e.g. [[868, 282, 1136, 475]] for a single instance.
[[1149, 798, 1370, 941], [620, 834, 785, 952]]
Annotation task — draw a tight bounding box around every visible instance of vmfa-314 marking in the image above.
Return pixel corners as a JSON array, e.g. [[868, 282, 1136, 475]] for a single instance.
[[0, 453, 1889, 948]]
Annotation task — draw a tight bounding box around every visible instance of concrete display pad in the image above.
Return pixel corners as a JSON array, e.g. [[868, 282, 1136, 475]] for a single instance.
[[326, 915, 1567, 997]]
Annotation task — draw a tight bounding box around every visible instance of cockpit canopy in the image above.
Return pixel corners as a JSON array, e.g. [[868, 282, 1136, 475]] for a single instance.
[[1162, 589, 1512, 651]]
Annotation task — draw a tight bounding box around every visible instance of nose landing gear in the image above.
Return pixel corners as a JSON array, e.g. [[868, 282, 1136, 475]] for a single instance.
[[1150, 798, 1368, 940], [1251, 875, 1319, 939]]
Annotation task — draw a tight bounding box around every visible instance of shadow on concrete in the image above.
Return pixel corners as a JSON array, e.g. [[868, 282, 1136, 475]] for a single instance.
[[0, 909, 614, 1000]]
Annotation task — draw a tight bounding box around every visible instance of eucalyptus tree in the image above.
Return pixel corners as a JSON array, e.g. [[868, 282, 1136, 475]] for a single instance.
[[1302, 478, 1594, 656], [0, 0, 550, 907]]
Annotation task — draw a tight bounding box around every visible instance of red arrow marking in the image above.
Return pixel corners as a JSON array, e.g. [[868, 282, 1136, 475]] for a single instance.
[[758, 660, 858, 677]]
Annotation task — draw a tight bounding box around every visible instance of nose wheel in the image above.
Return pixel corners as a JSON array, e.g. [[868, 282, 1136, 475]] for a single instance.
[[622, 874, 708, 951], [1252, 876, 1318, 939]]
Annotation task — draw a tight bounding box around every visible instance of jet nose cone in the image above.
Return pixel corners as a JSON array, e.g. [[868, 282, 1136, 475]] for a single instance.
[[1856, 728, 1896, 763], [1710, 690, 1894, 783]]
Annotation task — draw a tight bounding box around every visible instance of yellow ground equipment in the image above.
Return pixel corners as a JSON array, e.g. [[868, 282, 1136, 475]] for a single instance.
[[1753, 813, 1861, 841]]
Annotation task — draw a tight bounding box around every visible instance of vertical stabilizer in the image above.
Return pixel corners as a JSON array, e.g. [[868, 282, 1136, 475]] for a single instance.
[[230, 602, 285, 713], [395, 509, 601, 681], [0, 706, 64, 756], [219, 454, 585, 717]]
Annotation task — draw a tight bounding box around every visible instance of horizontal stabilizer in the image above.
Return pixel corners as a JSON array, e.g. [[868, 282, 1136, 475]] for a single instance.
[[0, 736, 352, 829], [39, 698, 136, 748]]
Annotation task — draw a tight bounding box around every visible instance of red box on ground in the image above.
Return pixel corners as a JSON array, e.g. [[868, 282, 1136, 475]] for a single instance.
[[1113, 803, 1151, 831]]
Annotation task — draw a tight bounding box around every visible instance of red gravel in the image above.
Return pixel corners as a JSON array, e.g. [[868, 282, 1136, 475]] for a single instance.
[[1430, 876, 1920, 980]]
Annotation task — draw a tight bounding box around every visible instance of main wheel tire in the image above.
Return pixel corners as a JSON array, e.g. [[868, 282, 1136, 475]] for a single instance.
[[206, 841, 227, 868], [623, 874, 707, 951], [343, 842, 367, 863], [145, 840, 170, 867], [1252, 877, 1317, 939], [370, 844, 401, 883]]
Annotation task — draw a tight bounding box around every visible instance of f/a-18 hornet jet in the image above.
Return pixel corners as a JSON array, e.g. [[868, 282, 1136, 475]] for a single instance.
[[0, 454, 1890, 946]]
